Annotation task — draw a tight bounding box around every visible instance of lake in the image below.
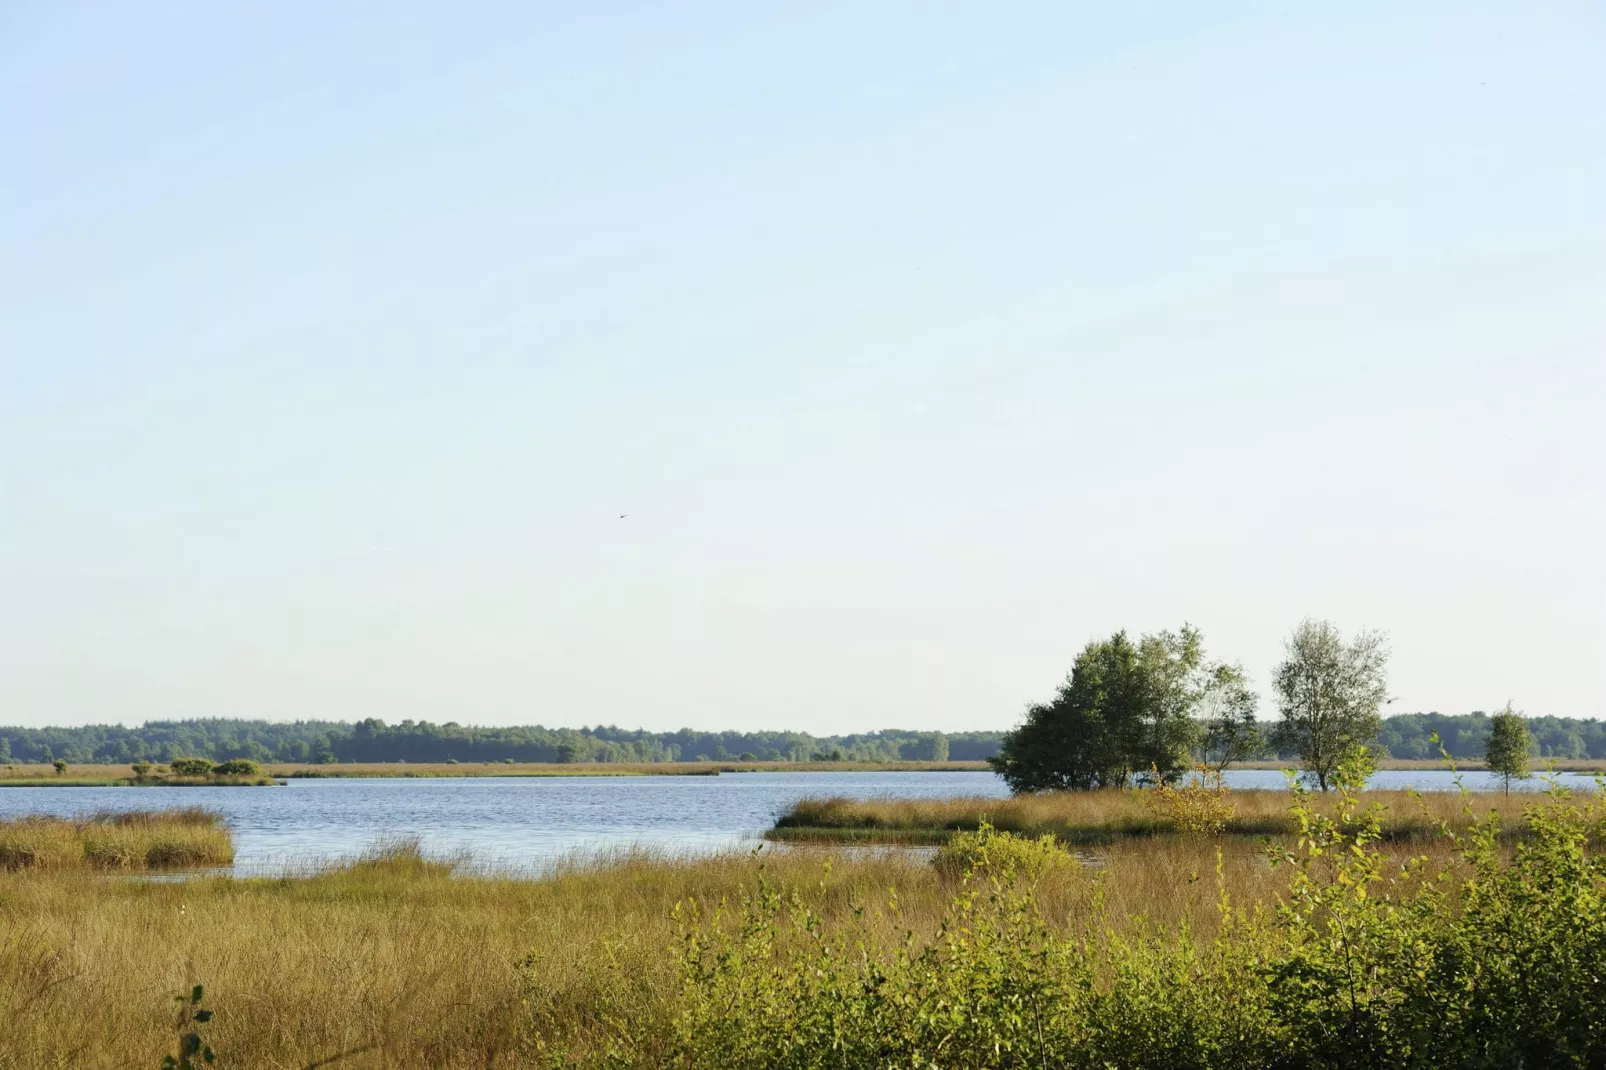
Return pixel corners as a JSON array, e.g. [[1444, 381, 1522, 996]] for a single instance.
[[0, 768, 1592, 875]]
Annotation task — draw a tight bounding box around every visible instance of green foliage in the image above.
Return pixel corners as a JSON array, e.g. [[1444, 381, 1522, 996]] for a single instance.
[[1197, 662, 1261, 773], [932, 821, 1074, 880], [52, 758, 67, 775], [1272, 619, 1390, 790], [1485, 702, 1533, 794], [168, 757, 215, 777], [131, 760, 154, 780], [210, 758, 259, 776], [1377, 710, 1605, 760], [1147, 765, 1236, 835], [0, 719, 991, 766], [638, 763, 1606, 1068], [991, 625, 1230, 792], [160, 985, 216, 1068]]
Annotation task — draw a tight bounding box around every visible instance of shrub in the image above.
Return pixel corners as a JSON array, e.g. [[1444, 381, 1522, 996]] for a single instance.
[[132, 760, 154, 780], [1146, 765, 1235, 836], [53, 758, 69, 775], [169, 757, 214, 777], [211, 759, 259, 777], [932, 820, 1074, 880]]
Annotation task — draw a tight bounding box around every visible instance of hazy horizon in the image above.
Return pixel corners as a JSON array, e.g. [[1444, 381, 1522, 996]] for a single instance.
[[4, 3, 1602, 733]]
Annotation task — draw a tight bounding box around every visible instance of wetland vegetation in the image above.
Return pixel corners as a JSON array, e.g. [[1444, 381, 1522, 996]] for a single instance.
[[0, 771, 1602, 1067]]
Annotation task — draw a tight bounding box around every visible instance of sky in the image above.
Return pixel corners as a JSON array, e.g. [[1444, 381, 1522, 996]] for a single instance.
[[2, 2, 1602, 733]]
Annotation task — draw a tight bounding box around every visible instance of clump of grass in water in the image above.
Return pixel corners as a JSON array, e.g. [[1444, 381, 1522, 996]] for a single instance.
[[0, 810, 232, 871]]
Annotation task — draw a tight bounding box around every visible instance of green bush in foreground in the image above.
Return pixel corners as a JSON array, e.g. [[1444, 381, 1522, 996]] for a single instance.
[[647, 760, 1605, 1069], [932, 820, 1074, 881]]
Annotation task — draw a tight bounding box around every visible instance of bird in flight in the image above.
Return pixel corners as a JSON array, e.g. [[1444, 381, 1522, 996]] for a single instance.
[[619, 513, 629, 519]]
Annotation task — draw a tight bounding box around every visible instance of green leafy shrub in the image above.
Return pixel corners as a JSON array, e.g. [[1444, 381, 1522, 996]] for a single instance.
[[211, 759, 260, 777], [932, 820, 1074, 880], [169, 757, 214, 777]]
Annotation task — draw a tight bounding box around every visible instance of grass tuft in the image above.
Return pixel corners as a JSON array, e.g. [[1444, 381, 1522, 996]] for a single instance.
[[0, 810, 233, 871]]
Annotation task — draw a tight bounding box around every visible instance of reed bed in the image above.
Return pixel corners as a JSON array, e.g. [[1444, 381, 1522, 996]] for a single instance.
[[0, 788, 1598, 1067], [0, 809, 232, 872], [769, 786, 1584, 843], [0, 829, 1472, 1068]]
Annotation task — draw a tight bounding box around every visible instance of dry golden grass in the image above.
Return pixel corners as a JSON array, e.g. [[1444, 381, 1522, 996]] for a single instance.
[[0, 820, 1485, 1069], [0, 809, 233, 872], [770, 787, 1584, 844]]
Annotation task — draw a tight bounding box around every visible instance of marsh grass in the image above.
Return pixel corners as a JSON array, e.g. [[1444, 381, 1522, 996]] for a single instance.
[[0, 785, 1601, 1067], [0, 809, 232, 872], [769, 786, 1587, 844], [0, 826, 1459, 1067]]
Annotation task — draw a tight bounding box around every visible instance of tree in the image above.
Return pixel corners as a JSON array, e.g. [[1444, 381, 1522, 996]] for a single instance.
[[990, 626, 1215, 793], [1272, 619, 1390, 791], [53, 758, 68, 775], [1484, 701, 1532, 795], [1197, 662, 1261, 774]]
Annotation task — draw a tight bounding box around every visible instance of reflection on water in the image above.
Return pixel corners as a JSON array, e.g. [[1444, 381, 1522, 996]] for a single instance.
[[0, 768, 1592, 876]]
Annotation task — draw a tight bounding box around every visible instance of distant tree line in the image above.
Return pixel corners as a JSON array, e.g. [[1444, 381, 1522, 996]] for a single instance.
[[0, 719, 998, 766]]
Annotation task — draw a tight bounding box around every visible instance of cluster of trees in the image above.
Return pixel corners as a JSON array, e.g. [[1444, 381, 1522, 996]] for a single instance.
[[982, 625, 1261, 792], [0, 719, 991, 766], [990, 618, 1550, 793]]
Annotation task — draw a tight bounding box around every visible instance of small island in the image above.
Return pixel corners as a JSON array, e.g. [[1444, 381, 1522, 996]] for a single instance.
[[0, 757, 280, 787]]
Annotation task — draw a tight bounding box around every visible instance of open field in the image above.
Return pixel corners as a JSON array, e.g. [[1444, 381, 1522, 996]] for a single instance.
[[768, 786, 1598, 844], [0, 808, 233, 871]]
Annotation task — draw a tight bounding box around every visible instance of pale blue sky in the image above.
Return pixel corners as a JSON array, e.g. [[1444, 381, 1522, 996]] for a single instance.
[[2, 2, 1602, 732]]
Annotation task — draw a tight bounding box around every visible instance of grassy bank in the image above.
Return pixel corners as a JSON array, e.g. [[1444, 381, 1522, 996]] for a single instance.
[[768, 786, 1594, 845], [0, 782, 1601, 1067], [0, 808, 233, 871]]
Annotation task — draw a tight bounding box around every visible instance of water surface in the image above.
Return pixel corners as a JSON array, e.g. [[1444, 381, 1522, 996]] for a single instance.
[[0, 768, 1590, 875]]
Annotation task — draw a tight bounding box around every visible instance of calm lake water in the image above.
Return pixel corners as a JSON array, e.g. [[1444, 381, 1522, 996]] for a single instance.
[[0, 768, 1593, 875]]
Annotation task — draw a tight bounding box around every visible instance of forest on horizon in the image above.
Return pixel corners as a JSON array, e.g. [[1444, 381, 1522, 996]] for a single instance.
[[1, 711, 1601, 766]]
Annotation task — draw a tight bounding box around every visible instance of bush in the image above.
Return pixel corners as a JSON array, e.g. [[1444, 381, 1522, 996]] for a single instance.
[[211, 759, 260, 777], [1146, 765, 1235, 836], [169, 757, 214, 777], [52, 758, 68, 775], [932, 821, 1074, 880]]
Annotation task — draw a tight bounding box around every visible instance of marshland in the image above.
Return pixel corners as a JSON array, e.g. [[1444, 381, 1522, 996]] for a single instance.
[[1, 777, 1602, 1068]]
